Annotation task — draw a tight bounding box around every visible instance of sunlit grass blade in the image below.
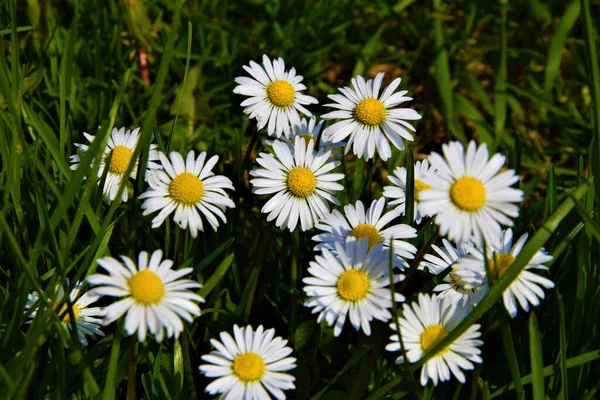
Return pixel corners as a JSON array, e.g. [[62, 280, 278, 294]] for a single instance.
[[529, 312, 545, 399]]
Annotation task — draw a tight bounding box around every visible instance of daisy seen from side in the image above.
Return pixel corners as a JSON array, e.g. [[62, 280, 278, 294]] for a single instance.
[[303, 238, 405, 337], [452, 228, 554, 318], [199, 324, 296, 400], [321, 72, 422, 161], [386, 293, 483, 386], [383, 159, 438, 223], [250, 137, 344, 232], [69, 126, 161, 203], [419, 239, 487, 308], [139, 150, 235, 238], [234, 54, 318, 138], [312, 198, 418, 269], [25, 281, 104, 346], [419, 140, 524, 245], [87, 250, 204, 342]]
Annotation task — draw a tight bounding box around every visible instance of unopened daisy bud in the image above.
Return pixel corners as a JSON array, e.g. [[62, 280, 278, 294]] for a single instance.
[[25, 281, 104, 346], [312, 198, 417, 269], [452, 228, 554, 318], [386, 293, 483, 386], [321, 72, 421, 161], [87, 250, 204, 342], [250, 137, 344, 232], [199, 324, 296, 399], [303, 238, 405, 337], [419, 140, 524, 245], [383, 159, 438, 224], [234, 54, 318, 138], [69, 127, 161, 203], [139, 150, 235, 238]]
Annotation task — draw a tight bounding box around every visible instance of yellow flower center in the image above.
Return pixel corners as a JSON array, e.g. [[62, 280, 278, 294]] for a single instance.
[[420, 324, 449, 353], [414, 179, 432, 201], [286, 167, 317, 198], [489, 253, 516, 280], [232, 352, 265, 382], [450, 176, 486, 212], [128, 270, 165, 305], [169, 172, 204, 205], [266, 80, 295, 108], [337, 269, 370, 302], [56, 303, 80, 324], [350, 223, 382, 250], [108, 145, 134, 176], [354, 98, 387, 126]]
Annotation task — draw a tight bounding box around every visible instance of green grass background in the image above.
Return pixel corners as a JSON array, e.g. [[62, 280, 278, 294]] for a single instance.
[[0, 0, 599, 398]]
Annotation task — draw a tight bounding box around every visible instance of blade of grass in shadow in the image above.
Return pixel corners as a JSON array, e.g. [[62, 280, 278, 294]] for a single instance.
[[543, 0, 580, 98], [579, 0, 600, 198], [494, 0, 508, 146], [490, 349, 600, 397], [367, 180, 590, 399], [557, 293, 569, 399], [498, 308, 524, 399], [529, 312, 545, 399], [432, 0, 465, 142]]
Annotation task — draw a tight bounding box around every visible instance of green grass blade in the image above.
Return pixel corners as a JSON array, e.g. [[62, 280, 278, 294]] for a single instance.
[[499, 309, 524, 399], [529, 312, 545, 399], [494, 1, 508, 145]]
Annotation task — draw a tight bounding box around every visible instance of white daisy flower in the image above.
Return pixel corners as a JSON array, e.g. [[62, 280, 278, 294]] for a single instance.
[[383, 160, 438, 223], [321, 72, 422, 161], [69, 127, 161, 203], [303, 238, 405, 337], [25, 281, 104, 346], [199, 324, 296, 400], [234, 54, 318, 138], [386, 293, 483, 386], [250, 137, 344, 232], [312, 198, 417, 269], [419, 239, 487, 308], [419, 140, 524, 245], [139, 150, 235, 238], [264, 116, 344, 154], [452, 228, 554, 318], [87, 250, 204, 342]]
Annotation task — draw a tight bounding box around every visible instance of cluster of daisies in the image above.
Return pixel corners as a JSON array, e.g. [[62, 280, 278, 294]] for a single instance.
[[25, 54, 556, 398]]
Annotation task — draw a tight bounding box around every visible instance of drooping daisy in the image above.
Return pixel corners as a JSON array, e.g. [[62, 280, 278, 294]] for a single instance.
[[321, 72, 422, 161], [25, 281, 104, 346], [69, 126, 161, 203], [386, 293, 483, 386], [303, 238, 405, 337], [312, 198, 417, 269], [419, 140, 523, 245], [452, 228, 554, 318], [139, 150, 235, 238], [234, 54, 318, 138], [250, 137, 344, 232], [87, 250, 204, 342], [383, 160, 438, 223], [419, 239, 487, 308], [264, 116, 344, 154], [199, 324, 296, 400]]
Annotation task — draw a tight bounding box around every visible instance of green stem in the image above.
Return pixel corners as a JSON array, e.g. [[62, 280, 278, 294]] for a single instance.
[[498, 309, 524, 399], [181, 328, 198, 400]]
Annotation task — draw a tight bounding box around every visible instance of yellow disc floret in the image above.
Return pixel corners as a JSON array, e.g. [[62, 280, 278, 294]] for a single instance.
[[350, 223, 382, 250], [489, 253, 516, 280], [337, 269, 370, 302], [354, 98, 387, 126], [108, 145, 134, 176], [414, 179, 432, 201], [450, 176, 486, 212], [232, 352, 266, 382], [169, 172, 204, 205], [266, 80, 295, 108], [57, 303, 80, 324], [128, 270, 165, 305], [420, 324, 449, 353], [286, 167, 317, 198]]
